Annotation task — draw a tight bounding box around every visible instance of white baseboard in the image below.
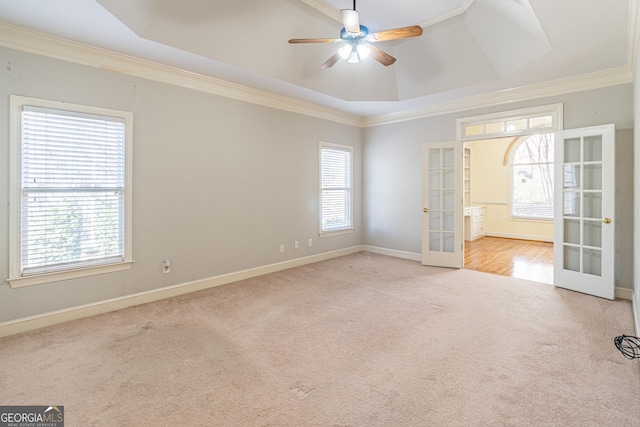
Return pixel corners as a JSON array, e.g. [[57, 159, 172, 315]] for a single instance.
[[0, 245, 364, 338], [485, 232, 553, 243], [615, 287, 634, 301], [361, 245, 422, 262]]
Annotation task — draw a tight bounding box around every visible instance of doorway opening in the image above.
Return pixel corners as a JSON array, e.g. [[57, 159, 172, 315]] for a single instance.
[[463, 135, 554, 284], [457, 104, 562, 285]]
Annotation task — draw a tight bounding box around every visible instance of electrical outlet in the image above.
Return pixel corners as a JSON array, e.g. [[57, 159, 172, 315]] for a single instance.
[[162, 259, 171, 274], [308, 238, 313, 247], [280, 244, 285, 253], [295, 241, 299, 249]]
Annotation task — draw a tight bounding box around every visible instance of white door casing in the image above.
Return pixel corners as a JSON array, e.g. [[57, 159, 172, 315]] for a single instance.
[[422, 142, 464, 268], [553, 124, 615, 299]]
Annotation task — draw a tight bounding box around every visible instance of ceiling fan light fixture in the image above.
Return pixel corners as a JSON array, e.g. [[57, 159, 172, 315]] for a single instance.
[[356, 43, 370, 60], [347, 49, 360, 64], [339, 44, 353, 60]]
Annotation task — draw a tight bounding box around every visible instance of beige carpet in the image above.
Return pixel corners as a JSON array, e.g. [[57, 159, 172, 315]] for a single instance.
[[1, 253, 639, 426]]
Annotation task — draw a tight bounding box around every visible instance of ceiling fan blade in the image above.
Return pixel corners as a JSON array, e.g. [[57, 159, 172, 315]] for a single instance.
[[367, 25, 423, 42], [369, 45, 396, 66], [340, 9, 360, 33], [289, 37, 341, 44], [321, 52, 341, 69]]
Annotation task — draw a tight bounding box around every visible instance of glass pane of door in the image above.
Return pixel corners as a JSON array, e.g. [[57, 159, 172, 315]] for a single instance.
[[561, 134, 604, 277]]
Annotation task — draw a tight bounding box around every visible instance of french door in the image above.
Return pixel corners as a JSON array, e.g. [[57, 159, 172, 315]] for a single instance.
[[421, 142, 464, 268], [553, 124, 615, 299]]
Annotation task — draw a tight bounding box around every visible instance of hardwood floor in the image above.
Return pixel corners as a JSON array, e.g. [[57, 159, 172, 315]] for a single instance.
[[464, 236, 553, 284]]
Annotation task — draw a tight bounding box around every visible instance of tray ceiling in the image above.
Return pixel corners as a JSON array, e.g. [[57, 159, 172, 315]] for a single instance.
[[0, 0, 634, 117]]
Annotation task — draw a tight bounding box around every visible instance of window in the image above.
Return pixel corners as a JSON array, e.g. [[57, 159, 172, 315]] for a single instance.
[[9, 96, 133, 287], [457, 103, 563, 141], [510, 133, 554, 220], [320, 142, 353, 234]]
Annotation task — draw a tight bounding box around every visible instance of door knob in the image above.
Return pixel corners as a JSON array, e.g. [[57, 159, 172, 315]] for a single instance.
[[602, 217, 612, 224], [423, 208, 429, 213]]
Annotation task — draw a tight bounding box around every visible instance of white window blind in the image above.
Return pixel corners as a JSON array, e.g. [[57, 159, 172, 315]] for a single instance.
[[320, 143, 353, 233], [510, 133, 555, 220], [20, 105, 126, 276]]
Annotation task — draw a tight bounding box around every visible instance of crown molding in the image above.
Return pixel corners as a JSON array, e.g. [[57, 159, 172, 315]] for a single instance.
[[362, 66, 634, 127], [0, 22, 364, 127]]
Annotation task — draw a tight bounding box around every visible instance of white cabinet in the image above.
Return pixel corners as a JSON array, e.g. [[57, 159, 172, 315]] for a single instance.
[[464, 206, 485, 241]]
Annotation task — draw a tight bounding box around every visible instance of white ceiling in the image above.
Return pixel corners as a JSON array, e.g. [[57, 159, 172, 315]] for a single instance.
[[0, 0, 635, 118]]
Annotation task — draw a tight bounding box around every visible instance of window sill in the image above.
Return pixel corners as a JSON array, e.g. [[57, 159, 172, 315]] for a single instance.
[[509, 216, 554, 223], [7, 261, 134, 288], [319, 228, 354, 237]]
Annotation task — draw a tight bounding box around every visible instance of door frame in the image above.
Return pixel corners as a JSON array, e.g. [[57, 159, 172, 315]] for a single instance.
[[453, 103, 564, 277]]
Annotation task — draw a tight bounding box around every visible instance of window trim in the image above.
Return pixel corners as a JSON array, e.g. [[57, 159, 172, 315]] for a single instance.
[[319, 141, 354, 236], [8, 95, 134, 288], [508, 134, 555, 222]]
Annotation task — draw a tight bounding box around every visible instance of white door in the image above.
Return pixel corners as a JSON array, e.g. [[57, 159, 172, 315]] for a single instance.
[[422, 142, 464, 268], [554, 124, 615, 299]]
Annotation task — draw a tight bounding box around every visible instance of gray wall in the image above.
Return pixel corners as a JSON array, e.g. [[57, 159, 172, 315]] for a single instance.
[[0, 47, 363, 323], [363, 84, 635, 290]]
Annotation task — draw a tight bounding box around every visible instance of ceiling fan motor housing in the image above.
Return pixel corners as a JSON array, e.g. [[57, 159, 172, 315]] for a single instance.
[[340, 25, 368, 40]]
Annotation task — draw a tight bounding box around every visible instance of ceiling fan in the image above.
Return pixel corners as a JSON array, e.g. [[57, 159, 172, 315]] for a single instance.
[[289, 0, 423, 68]]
